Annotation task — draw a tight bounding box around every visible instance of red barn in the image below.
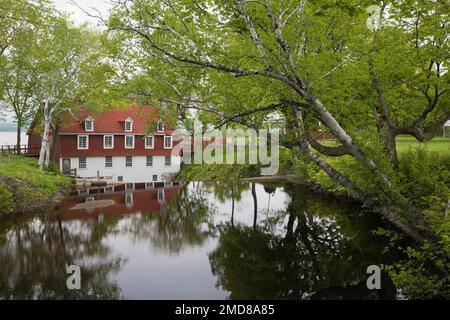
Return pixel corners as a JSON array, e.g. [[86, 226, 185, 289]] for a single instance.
[[27, 106, 181, 183]]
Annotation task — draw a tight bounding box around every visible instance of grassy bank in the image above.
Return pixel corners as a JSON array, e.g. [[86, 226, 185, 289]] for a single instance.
[[397, 136, 450, 155], [0, 156, 72, 215]]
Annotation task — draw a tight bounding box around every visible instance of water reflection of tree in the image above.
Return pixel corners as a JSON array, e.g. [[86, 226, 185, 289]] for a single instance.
[[122, 184, 215, 253], [209, 185, 393, 299], [0, 214, 124, 299], [201, 180, 248, 226]]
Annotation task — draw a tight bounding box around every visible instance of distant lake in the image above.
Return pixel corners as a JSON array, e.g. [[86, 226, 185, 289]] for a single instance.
[[0, 131, 28, 146]]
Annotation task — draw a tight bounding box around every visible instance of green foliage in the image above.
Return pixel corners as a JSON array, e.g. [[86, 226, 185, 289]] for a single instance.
[[177, 163, 259, 182], [382, 244, 450, 299], [0, 182, 14, 214], [397, 148, 449, 210], [0, 156, 72, 215]]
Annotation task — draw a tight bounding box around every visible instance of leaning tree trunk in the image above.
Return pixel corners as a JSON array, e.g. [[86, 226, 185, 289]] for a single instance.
[[38, 100, 51, 170], [294, 107, 426, 244]]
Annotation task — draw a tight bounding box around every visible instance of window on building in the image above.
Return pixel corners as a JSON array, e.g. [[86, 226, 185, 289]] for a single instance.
[[145, 182, 154, 189], [165, 155, 171, 166], [146, 155, 153, 167], [152, 174, 158, 182], [157, 121, 164, 131], [125, 156, 132, 167], [77, 135, 88, 150], [125, 193, 133, 208], [145, 135, 154, 149], [125, 183, 134, 191], [164, 136, 172, 149], [164, 182, 173, 187], [105, 156, 112, 168], [118, 176, 123, 182], [125, 118, 133, 132], [104, 135, 114, 149], [157, 189, 165, 202], [85, 118, 94, 131], [79, 157, 86, 169], [125, 135, 134, 149], [104, 186, 114, 193]]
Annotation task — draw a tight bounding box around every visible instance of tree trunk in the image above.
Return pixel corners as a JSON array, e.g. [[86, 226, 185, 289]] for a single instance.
[[252, 182, 257, 229], [16, 125, 21, 155], [38, 100, 51, 170], [294, 107, 426, 243], [45, 142, 51, 168], [385, 129, 398, 167]]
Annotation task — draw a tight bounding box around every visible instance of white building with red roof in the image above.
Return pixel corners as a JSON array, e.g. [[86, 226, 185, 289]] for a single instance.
[[27, 106, 181, 183]]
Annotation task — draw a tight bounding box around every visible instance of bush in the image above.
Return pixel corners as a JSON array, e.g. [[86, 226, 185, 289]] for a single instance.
[[397, 148, 449, 210], [382, 244, 450, 299]]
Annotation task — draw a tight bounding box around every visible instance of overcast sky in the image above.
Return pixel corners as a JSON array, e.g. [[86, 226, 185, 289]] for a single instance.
[[53, 0, 112, 26], [1, 0, 112, 123]]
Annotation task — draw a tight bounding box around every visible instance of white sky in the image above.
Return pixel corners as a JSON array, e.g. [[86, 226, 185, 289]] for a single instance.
[[53, 0, 112, 26]]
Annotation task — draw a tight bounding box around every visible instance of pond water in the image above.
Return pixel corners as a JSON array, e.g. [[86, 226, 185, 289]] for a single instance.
[[0, 131, 28, 146], [0, 181, 397, 299]]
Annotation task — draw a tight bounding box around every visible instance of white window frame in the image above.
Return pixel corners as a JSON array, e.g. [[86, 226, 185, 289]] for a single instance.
[[85, 117, 94, 132], [163, 135, 173, 149], [157, 189, 165, 202], [125, 156, 133, 167], [78, 157, 87, 169], [165, 155, 171, 167], [157, 121, 164, 132], [125, 117, 133, 132], [124, 135, 135, 149], [103, 135, 114, 149], [125, 193, 134, 208], [145, 135, 154, 149], [146, 155, 153, 167], [145, 182, 154, 189], [105, 156, 113, 168], [77, 135, 89, 150]]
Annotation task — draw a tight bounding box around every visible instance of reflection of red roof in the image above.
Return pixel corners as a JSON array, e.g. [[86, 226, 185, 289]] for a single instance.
[[57, 186, 181, 221], [59, 106, 174, 135]]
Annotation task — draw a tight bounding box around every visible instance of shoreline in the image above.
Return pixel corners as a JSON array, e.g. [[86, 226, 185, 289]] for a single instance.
[[0, 156, 73, 217]]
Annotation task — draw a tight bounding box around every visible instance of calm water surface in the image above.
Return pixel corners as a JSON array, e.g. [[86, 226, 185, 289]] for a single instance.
[[0, 181, 397, 299], [0, 131, 28, 145]]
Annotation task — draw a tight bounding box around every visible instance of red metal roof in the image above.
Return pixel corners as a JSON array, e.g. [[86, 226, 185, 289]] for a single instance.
[[59, 106, 174, 135]]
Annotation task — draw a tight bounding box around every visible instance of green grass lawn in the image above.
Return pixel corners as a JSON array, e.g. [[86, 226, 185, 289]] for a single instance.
[[0, 156, 72, 214], [318, 135, 449, 156], [396, 135, 450, 156]]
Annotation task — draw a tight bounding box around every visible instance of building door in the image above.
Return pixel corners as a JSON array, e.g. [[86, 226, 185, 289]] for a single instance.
[[62, 159, 71, 173]]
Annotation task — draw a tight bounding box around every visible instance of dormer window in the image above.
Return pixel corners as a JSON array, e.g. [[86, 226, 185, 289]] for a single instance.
[[157, 121, 164, 132], [125, 117, 133, 132], [85, 117, 94, 132]]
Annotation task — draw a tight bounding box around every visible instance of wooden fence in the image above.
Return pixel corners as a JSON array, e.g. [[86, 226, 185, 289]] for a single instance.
[[0, 144, 41, 156]]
